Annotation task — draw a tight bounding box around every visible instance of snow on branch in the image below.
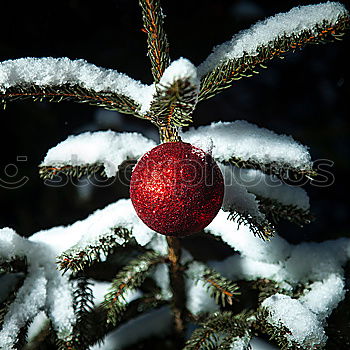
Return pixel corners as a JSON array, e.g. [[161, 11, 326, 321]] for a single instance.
[[0, 228, 75, 349], [39, 130, 156, 178], [229, 167, 313, 226], [148, 58, 200, 129], [220, 164, 275, 240], [261, 294, 327, 349], [0, 199, 159, 347], [182, 121, 314, 179], [0, 57, 155, 115], [197, 2, 349, 101], [205, 213, 350, 348]]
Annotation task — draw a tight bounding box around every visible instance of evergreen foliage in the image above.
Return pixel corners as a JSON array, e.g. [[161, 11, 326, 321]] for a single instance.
[[0, 0, 349, 349]]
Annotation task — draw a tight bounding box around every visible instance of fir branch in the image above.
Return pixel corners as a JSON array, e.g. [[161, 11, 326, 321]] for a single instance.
[[253, 307, 300, 350], [227, 210, 275, 241], [102, 250, 165, 325], [225, 157, 316, 182], [139, 0, 170, 82], [198, 14, 349, 101], [257, 196, 314, 227], [39, 162, 105, 180], [69, 276, 96, 350], [57, 228, 133, 273], [0, 257, 27, 274], [0, 83, 145, 117], [184, 311, 252, 350], [251, 279, 292, 304], [149, 76, 198, 127], [199, 267, 240, 307]]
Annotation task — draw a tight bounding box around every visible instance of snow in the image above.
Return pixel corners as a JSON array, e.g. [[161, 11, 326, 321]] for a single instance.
[[231, 167, 310, 210], [220, 164, 264, 221], [185, 262, 219, 315], [300, 274, 345, 320], [152, 263, 172, 300], [0, 270, 47, 350], [198, 2, 348, 76], [207, 210, 291, 264], [0, 199, 157, 348], [262, 294, 327, 348], [229, 335, 251, 350], [204, 212, 350, 347], [250, 337, 279, 350], [26, 311, 48, 344], [90, 307, 172, 350], [0, 57, 155, 113], [182, 121, 312, 171], [41, 130, 156, 177], [30, 199, 155, 251], [158, 57, 199, 89]]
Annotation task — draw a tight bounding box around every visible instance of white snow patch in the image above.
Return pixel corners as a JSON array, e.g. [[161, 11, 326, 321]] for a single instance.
[[0, 57, 155, 113], [262, 294, 327, 348], [159, 57, 199, 88], [198, 2, 348, 76], [41, 130, 156, 177], [232, 167, 310, 210], [206, 210, 291, 264], [300, 273, 345, 320], [182, 121, 312, 170], [186, 262, 219, 315], [90, 307, 172, 350]]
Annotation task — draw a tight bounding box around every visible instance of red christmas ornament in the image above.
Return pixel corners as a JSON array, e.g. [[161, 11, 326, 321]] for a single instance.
[[130, 142, 224, 237]]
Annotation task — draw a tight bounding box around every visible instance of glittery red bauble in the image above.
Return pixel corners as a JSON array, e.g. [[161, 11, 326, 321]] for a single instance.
[[130, 142, 224, 237]]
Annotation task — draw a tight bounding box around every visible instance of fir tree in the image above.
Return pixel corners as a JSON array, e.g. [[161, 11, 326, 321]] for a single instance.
[[0, 1, 349, 350]]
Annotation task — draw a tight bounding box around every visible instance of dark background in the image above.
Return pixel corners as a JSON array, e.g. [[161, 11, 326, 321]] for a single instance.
[[0, 0, 349, 244]]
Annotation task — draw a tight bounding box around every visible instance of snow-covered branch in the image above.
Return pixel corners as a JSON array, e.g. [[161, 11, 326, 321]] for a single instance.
[[182, 121, 314, 178], [198, 2, 349, 100], [0, 57, 155, 115], [40, 130, 156, 178]]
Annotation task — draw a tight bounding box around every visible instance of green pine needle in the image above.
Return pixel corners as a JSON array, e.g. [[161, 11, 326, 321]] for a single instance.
[[184, 311, 252, 350], [139, 0, 171, 83], [101, 250, 165, 325], [199, 14, 349, 102], [0, 83, 144, 117], [200, 267, 240, 307], [57, 228, 133, 273]]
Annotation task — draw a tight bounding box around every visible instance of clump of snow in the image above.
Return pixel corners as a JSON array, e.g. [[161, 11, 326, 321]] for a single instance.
[[26, 311, 49, 344], [207, 210, 291, 264], [0, 271, 48, 350], [159, 57, 199, 88], [0, 198, 157, 348], [232, 167, 310, 210], [262, 294, 327, 348], [220, 164, 265, 221], [300, 273, 345, 320], [198, 2, 349, 76], [186, 262, 219, 315], [90, 307, 172, 350], [30, 199, 155, 252], [152, 264, 172, 300], [250, 337, 280, 350], [182, 121, 312, 171], [0, 57, 155, 113], [41, 130, 156, 177], [230, 334, 251, 350], [283, 239, 349, 283]]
